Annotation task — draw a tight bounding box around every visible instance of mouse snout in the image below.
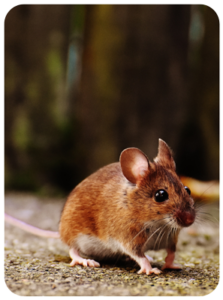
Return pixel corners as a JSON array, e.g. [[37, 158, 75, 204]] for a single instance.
[[175, 208, 195, 227]]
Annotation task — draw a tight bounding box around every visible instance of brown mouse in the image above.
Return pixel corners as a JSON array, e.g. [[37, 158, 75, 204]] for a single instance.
[[5, 139, 195, 275]]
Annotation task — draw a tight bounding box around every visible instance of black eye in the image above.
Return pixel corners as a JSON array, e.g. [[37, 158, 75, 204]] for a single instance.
[[184, 186, 191, 195], [155, 189, 169, 202]]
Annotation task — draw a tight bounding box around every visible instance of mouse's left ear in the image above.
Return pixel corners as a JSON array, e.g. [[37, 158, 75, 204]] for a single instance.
[[154, 139, 176, 170], [120, 148, 150, 184]]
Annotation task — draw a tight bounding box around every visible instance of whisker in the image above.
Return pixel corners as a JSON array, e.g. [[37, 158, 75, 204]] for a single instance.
[[195, 204, 219, 224], [197, 181, 219, 199], [130, 217, 167, 244], [157, 222, 172, 250], [195, 202, 219, 212], [130, 223, 149, 243], [195, 215, 219, 225], [143, 224, 164, 246], [153, 223, 167, 249], [165, 220, 176, 247], [154, 219, 173, 250]]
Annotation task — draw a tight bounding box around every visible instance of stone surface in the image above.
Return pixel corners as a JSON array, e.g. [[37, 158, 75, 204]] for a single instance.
[[5, 192, 219, 296]]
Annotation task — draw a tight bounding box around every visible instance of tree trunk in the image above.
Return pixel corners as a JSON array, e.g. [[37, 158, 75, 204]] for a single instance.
[[5, 5, 71, 192], [78, 5, 191, 174]]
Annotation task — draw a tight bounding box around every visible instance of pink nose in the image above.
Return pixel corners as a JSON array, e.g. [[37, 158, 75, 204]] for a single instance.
[[176, 210, 195, 227]]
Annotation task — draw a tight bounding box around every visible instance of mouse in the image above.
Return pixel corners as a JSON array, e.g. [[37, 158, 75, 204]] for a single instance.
[[5, 139, 196, 275]]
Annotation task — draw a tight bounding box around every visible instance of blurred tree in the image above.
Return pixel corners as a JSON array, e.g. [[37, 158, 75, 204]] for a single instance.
[[5, 5, 74, 194], [5, 4, 219, 195], [78, 5, 191, 174], [176, 5, 219, 180], [78, 5, 219, 180]]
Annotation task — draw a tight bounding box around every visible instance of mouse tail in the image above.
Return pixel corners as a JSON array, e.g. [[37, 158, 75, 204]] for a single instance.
[[5, 213, 60, 239]]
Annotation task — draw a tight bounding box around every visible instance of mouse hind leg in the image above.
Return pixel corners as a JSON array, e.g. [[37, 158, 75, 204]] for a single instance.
[[69, 248, 100, 268]]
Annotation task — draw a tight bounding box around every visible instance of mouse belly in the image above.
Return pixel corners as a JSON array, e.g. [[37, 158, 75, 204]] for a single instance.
[[73, 234, 126, 261]]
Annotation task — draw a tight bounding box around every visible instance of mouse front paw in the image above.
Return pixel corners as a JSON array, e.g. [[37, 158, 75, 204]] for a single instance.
[[69, 248, 100, 268], [70, 258, 100, 268], [162, 248, 182, 270], [138, 256, 162, 275], [138, 266, 162, 275]]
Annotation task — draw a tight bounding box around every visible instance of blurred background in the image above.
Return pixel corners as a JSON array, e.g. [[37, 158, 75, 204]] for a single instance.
[[5, 4, 219, 197]]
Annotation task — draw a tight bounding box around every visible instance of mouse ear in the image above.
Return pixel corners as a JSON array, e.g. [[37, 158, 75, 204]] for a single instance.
[[154, 139, 176, 170], [120, 148, 149, 184]]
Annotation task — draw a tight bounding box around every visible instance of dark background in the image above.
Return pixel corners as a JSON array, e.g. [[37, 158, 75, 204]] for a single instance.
[[5, 4, 219, 196]]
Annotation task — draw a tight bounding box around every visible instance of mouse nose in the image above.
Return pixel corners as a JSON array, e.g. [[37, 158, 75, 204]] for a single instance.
[[175, 209, 195, 227]]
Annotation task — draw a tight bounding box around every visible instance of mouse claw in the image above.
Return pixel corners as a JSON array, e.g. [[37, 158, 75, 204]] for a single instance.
[[137, 256, 162, 275], [69, 248, 100, 268], [70, 257, 100, 268], [86, 259, 100, 268], [138, 267, 162, 275]]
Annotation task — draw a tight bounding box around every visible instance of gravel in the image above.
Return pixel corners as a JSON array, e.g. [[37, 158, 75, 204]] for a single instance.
[[5, 192, 219, 296]]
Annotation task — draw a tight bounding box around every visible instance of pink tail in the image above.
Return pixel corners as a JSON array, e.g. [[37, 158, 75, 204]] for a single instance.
[[5, 213, 60, 239]]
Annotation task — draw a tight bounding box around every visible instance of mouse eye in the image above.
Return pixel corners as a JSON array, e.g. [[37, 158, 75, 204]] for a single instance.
[[184, 186, 191, 195], [155, 189, 169, 202]]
